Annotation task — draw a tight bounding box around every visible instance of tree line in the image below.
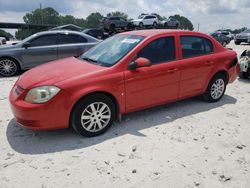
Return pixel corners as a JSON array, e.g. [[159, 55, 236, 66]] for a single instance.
[[15, 7, 195, 39], [0, 7, 247, 40]]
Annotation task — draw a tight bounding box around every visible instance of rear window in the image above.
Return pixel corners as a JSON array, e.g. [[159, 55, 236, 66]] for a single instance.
[[59, 34, 87, 44], [180, 36, 213, 58]]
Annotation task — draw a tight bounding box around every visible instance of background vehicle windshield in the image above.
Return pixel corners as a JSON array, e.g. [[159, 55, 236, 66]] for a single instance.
[[81, 35, 145, 67]]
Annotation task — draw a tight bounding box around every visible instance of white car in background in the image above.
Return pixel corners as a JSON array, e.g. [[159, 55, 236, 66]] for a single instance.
[[0, 37, 6, 45], [132, 15, 159, 28]]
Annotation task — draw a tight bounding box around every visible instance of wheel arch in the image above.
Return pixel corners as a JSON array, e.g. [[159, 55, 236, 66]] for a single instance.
[[0, 55, 23, 69], [206, 69, 229, 90], [69, 90, 120, 126]]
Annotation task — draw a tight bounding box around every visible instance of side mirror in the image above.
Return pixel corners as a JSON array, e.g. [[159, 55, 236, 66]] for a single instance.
[[22, 42, 31, 49], [128, 57, 151, 70]]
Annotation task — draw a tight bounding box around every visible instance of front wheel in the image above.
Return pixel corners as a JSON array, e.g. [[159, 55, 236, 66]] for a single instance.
[[70, 94, 115, 137], [0, 58, 20, 77], [203, 74, 227, 102]]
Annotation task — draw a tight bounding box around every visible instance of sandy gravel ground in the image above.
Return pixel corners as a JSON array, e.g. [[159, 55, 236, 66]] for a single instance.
[[0, 41, 250, 188]]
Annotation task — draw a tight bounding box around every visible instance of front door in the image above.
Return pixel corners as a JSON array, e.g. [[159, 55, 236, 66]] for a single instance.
[[124, 36, 180, 112], [21, 34, 58, 68]]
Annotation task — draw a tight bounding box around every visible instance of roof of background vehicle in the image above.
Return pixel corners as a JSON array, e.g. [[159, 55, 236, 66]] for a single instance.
[[121, 29, 208, 37]]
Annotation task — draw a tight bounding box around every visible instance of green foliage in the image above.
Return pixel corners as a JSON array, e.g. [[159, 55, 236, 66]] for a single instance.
[[23, 7, 60, 25], [169, 14, 194, 30], [151, 13, 166, 21], [223, 27, 248, 34], [85, 12, 103, 28], [107, 11, 128, 19], [0, 29, 13, 40]]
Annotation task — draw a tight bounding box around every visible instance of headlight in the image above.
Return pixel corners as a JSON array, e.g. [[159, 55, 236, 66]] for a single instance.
[[25, 86, 60, 104]]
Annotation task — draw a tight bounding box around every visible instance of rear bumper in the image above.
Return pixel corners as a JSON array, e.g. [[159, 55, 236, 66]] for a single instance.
[[228, 63, 240, 83]]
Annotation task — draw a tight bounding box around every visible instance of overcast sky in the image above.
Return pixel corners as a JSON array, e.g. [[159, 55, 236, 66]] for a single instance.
[[0, 0, 250, 35]]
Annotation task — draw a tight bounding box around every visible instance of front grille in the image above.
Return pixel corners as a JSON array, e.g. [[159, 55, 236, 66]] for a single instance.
[[14, 85, 24, 96]]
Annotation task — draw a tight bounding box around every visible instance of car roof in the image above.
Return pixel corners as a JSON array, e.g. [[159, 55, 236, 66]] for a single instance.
[[121, 29, 206, 37]]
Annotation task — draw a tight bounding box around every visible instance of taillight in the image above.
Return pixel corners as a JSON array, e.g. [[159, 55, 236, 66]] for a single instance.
[[229, 58, 238, 68]]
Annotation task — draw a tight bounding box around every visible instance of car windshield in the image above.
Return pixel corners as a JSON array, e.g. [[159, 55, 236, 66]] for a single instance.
[[242, 29, 250, 33], [81, 35, 145, 67], [138, 15, 145, 19]]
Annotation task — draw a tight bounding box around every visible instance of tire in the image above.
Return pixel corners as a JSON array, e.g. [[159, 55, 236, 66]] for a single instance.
[[0, 57, 21, 77], [70, 94, 115, 137], [239, 71, 249, 79], [222, 41, 227, 47], [127, 23, 132, 30], [153, 22, 157, 28], [109, 24, 115, 33], [175, 23, 179, 28], [203, 74, 227, 102], [164, 23, 168, 28], [235, 41, 240, 45], [139, 22, 143, 28]]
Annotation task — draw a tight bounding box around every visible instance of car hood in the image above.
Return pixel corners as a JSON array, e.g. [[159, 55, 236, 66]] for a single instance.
[[0, 44, 19, 50], [17, 57, 107, 89]]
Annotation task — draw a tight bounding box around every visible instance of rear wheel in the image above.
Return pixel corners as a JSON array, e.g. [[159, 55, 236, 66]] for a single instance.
[[222, 41, 227, 47], [203, 74, 227, 102], [235, 41, 240, 45], [109, 24, 115, 33], [153, 22, 157, 28], [0, 57, 20, 77], [70, 94, 115, 137], [239, 71, 249, 79]]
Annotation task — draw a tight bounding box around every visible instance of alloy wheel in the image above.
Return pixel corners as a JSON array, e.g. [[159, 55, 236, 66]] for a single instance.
[[0, 59, 17, 77], [211, 78, 225, 100], [81, 102, 111, 133]]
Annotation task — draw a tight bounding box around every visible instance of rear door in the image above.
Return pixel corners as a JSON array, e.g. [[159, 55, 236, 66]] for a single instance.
[[57, 33, 88, 59], [21, 34, 58, 68], [178, 35, 215, 98]]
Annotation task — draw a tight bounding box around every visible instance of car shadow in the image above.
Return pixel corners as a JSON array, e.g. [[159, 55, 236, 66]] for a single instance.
[[238, 77, 250, 82], [6, 95, 237, 155]]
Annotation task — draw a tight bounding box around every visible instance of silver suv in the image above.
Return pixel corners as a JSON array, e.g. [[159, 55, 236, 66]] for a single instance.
[[0, 30, 99, 77], [132, 15, 159, 28]]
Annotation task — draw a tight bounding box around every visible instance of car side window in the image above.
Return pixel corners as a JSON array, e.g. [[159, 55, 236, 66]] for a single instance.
[[59, 34, 87, 44], [137, 37, 176, 64], [30, 34, 57, 47], [180, 36, 213, 58]]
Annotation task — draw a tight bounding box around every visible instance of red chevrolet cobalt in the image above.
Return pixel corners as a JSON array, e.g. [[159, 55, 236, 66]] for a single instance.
[[9, 30, 240, 137]]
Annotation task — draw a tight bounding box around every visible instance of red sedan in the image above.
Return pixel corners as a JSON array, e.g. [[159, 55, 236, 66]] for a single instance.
[[9, 30, 240, 137]]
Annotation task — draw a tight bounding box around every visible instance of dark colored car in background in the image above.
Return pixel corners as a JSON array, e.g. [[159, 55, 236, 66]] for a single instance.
[[211, 33, 231, 46], [0, 30, 99, 77], [82, 28, 109, 40], [100, 16, 133, 32], [234, 29, 250, 45]]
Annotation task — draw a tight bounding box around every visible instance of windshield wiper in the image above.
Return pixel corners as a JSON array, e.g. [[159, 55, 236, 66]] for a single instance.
[[81, 56, 106, 66], [81, 57, 97, 63]]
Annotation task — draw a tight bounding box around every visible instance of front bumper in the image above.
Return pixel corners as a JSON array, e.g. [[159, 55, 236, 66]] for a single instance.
[[9, 85, 71, 130], [235, 38, 250, 43]]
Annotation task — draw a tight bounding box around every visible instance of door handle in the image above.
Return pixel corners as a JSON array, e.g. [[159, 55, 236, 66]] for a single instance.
[[167, 68, 179, 73], [205, 61, 214, 65]]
